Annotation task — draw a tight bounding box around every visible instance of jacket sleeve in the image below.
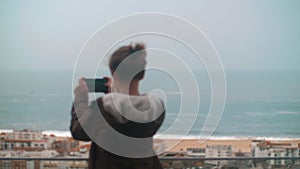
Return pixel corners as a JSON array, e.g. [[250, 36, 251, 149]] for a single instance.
[[70, 104, 91, 141]]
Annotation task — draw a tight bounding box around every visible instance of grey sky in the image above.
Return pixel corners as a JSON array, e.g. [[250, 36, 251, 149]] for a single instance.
[[1, 0, 300, 71]]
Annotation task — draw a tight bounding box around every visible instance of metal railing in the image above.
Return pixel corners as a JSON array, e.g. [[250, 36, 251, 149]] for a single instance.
[[0, 157, 300, 161], [1, 157, 299, 169]]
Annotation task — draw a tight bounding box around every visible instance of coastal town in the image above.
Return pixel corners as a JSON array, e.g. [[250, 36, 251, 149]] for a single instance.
[[0, 129, 299, 169]]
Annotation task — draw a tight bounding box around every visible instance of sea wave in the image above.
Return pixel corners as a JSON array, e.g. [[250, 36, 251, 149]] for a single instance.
[[277, 111, 299, 115]]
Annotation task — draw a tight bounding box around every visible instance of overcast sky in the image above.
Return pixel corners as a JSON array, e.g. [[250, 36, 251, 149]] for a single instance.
[[1, 0, 300, 71]]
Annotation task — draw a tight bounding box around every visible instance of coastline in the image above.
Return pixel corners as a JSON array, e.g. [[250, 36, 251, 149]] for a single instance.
[[2, 129, 300, 140], [159, 139, 300, 154], [1, 129, 300, 154]]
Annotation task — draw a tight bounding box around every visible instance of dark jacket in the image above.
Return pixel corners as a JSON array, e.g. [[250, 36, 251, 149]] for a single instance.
[[70, 93, 165, 169]]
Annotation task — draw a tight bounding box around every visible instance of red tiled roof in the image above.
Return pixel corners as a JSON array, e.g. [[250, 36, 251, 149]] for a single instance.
[[80, 144, 91, 149], [5, 139, 48, 143], [70, 147, 79, 151], [269, 143, 292, 146], [286, 147, 298, 150], [67, 137, 75, 141], [13, 147, 45, 151], [257, 141, 295, 149]]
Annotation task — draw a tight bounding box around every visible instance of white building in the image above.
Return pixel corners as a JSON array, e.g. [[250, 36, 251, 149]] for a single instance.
[[0, 160, 39, 169], [205, 145, 232, 166], [26, 161, 35, 169], [6, 129, 43, 141], [1, 129, 53, 151], [206, 145, 232, 157], [186, 148, 205, 157], [251, 140, 300, 166]]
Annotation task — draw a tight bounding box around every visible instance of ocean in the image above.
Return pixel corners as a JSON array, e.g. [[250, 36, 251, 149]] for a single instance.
[[0, 70, 300, 139]]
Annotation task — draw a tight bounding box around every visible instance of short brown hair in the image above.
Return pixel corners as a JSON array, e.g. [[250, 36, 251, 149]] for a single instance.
[[109, 43, 146, 81]]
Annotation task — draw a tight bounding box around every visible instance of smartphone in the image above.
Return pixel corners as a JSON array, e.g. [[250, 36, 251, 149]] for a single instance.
[[84, 78, 108, 93]]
